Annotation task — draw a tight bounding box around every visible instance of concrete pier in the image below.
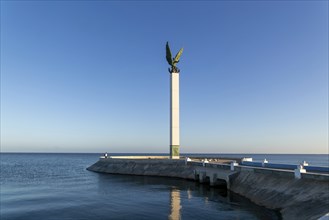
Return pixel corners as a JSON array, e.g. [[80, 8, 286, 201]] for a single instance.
[[87, 157, 329, 220], [194, 167, 238, 189]]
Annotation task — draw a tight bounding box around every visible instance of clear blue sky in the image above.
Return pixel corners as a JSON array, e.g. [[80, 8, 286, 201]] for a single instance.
[[1, 0, 328, 154]]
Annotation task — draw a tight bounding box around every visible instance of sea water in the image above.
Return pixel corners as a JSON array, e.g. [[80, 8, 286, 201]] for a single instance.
[[1, 153, 327, 219]]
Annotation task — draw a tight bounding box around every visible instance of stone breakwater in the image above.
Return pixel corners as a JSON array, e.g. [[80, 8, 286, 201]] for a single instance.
[[87, 158, 197, 179], [87, 158, 329, 220], [230, 167, 329, 220]]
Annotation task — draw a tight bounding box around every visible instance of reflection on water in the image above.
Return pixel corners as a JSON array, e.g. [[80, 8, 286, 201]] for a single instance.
[[96, 173, 281, 220], [169, 188, 181, 220]]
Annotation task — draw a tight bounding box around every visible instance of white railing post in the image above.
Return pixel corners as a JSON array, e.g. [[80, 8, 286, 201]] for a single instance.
[[202, 159, 209, 167], [230, 161, 238, 171], [294, 164, 306, 179], [185, 157, 191, 165]]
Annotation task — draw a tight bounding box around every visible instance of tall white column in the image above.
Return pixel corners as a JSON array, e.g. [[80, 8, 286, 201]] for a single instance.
[[170, 72, 180, 159]]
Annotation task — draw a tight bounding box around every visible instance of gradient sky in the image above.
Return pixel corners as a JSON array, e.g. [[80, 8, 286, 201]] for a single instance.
[[1, 0, 328, 154]]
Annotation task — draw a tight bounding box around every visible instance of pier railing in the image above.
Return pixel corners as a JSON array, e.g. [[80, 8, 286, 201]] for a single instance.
[[241, 161, 329, 174], [184, 157, 329, 180]]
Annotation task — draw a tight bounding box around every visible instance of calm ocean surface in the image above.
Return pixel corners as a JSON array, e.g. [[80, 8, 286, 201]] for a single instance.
[[1, 153, 327, 220]]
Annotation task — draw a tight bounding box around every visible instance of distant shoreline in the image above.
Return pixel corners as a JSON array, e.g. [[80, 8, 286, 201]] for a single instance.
[[1, 152, 328, 155]]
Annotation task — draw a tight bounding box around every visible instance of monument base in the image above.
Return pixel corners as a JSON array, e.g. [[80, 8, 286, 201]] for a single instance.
[[170, 145, 180, 159]]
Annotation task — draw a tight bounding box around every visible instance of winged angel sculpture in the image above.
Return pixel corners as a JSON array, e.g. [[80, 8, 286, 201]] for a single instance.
[[166, 42, 183, 73]]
